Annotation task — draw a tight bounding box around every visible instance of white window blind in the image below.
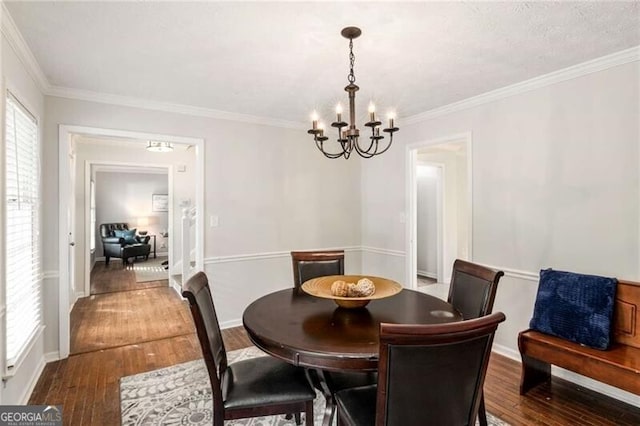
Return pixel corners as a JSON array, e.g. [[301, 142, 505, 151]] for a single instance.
[[4, 91, 41, 368], [90, 180, 96, 252]]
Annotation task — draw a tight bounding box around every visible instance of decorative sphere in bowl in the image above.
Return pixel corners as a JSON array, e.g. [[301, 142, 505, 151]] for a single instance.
[[301, 275, 403, 308]]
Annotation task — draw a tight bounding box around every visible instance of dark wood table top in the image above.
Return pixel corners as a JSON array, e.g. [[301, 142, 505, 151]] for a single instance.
[[243, 287, 463, 372]]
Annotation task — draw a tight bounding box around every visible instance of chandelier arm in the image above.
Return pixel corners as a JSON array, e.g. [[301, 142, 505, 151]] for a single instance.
[[315, 136, 348, 159], [373, 133, 395, 156], [354, 136, 376, 155], [353, 140, 378, 159]]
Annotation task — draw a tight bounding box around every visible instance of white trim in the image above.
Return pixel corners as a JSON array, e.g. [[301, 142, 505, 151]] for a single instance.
[[405, 132, 473, 291], [43, 271, 59, 280], [220, 319, 243, 330], [417, 270, 437, 279], [360, 246, 405, 257], [17, 357, 44, 405], [43, 351, 59, 363], [58, 126, 71, 359], [83, 160, 174, 297], [93, 165, 168, 175], [204, 246, 361, 264], [552, 367, 640, 408], [492, 343, 521, 362], [47, 86, 306, 130], [491, 343, 640, 408], [484, 265, 539, 282], [59, 125, 205, 361], [14, 350, 58, 405], [0, 4, 50, 93], [2, 5, 637, 132], [3, 325, 44, 379], [404, 46, 640, 125]]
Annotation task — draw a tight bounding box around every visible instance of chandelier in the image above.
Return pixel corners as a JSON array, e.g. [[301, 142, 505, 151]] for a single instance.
[[146, 141, 174, 152], [308, 27, 399, 159]]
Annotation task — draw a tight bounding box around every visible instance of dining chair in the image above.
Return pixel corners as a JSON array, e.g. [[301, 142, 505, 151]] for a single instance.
[[335, 312, 506, 426], [447, 258, 504, 426], [290, 249, 376, 424], [291, 250, 345, 288], [182, 272, 316, 426]]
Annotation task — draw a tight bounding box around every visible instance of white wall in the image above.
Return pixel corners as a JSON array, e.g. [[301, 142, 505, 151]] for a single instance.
[[361, 61, 640, 404], [94, 170, 169, 258], [42, 96, 362, 353], [1, 31, 47, 404], [416, 165, 437, 277]]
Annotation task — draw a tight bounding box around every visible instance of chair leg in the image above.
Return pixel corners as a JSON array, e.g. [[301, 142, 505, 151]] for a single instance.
[[305, 400, 314, 426], [478, 392, 488, 426], [105, 256, 110, 266], [294, 412, 301, 425]]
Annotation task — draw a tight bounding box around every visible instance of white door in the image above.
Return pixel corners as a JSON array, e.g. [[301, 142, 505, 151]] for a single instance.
[[67, 149, 76, 307]]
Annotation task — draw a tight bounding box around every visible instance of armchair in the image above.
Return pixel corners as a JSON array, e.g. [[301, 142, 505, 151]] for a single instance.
[[100, 223, 151, 266]]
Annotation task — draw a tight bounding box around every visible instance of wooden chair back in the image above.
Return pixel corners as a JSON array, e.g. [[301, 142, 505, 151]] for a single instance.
[[182, 271, 228, 418], [291, 250, 345, 288], [448, 259, 504, 319], [376, 312, 506, 426]]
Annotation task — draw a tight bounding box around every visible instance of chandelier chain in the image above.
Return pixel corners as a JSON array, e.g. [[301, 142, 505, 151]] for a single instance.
[[348, 38, 356, 84]]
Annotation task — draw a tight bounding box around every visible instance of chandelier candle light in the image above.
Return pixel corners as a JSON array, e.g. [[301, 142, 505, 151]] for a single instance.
[[308, 27, 399, 159]]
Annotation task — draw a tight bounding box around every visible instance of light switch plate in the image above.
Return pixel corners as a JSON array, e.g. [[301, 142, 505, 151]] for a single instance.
[[210, 215, 219, 227]]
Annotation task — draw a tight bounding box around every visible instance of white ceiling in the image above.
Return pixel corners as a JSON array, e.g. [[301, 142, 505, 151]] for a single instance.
[[5, 1, 640, 125]]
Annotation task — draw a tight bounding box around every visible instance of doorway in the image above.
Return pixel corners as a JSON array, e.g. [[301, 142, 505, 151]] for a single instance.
[[58, 125, 205, 359], [406, 132, 472, 295], [85, 162, 171, 297]]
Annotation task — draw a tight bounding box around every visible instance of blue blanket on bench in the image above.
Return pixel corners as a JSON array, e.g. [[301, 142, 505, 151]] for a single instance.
[[529, 269, 617, 350]]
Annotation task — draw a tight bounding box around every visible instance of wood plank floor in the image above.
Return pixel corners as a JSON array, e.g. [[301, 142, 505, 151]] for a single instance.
[[29, 265, 640, 425]]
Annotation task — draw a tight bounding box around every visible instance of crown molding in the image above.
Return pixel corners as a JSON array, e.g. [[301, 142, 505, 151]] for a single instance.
[[4, 2, 637, 131], [404, 45, 640, 125], [1, 3, 50, 93], [47, 85, 307, 130]]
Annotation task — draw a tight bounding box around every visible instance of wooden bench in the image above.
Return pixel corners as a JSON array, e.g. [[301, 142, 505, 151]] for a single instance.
[[518, 279, 640, 396]]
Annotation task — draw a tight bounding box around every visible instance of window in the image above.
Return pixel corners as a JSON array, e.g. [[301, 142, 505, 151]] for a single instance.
[[4, 91, 41, 368], [90, 180, 96, 252]]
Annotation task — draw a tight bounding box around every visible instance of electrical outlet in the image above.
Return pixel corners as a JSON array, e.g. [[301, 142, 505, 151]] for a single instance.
[[210, 215, 219, 227]]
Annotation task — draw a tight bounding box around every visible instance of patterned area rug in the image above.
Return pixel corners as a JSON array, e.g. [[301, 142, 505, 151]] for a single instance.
[[120, 346, 510, 425], [127, 257, 168, 283]]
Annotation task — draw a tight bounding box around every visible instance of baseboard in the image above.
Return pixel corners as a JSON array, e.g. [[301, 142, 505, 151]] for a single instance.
[[220, 318, 243, 330], [491, 343, 640, 408], [18, 357, 43, 404], [169, 279, 181, 296], [417, 270, 437, 279], [43, 351, 60, 363], [492, 343, 521, 361], [552, 367, 640, 408]]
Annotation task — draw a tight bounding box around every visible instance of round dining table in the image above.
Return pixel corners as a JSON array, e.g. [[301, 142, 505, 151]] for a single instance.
[[243, 287, 463, 372]]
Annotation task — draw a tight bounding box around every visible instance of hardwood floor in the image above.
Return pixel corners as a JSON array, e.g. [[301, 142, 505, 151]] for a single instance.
[[29, 264, 640, 425]]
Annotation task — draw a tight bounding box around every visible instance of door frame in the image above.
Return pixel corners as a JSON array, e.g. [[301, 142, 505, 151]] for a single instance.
[[83, 161, 173, 297], [58, 125, 205, 359], [405, 131, 473, 290]]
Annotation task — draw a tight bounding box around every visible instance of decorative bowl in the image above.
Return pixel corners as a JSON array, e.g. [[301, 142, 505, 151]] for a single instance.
[[301, 275, 403, 308]]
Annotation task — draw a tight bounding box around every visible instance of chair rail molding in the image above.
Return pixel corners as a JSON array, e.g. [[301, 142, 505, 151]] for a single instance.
[[360, 246, 405, 257], [204, 246, 361, 264], [43, 270, 60, 280]]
